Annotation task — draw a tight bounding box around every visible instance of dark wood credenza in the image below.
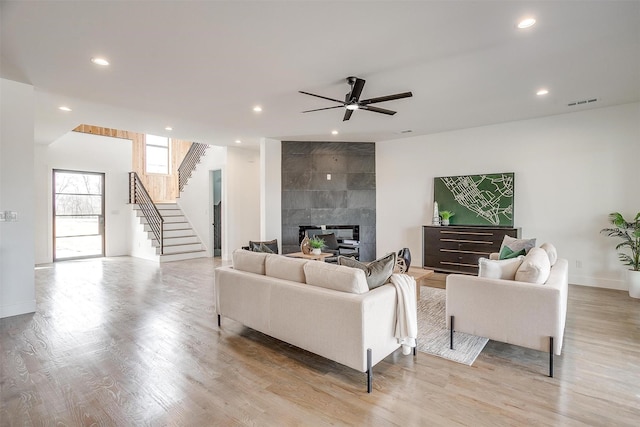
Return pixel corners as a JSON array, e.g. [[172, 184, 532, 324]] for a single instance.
[[422, 225, 520, 275]]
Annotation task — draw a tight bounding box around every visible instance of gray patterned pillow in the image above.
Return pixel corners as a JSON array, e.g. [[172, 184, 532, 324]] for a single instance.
[[338, 252, 397, 290]]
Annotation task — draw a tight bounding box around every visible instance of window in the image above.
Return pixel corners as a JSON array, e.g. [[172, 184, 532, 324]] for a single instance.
[[53, 170, 105, 260], [145, 134, 170, 174]]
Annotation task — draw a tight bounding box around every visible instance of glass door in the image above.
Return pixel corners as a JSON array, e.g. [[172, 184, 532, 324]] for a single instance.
[[53, 169, 105, 261], [212, 169, 222, 257]]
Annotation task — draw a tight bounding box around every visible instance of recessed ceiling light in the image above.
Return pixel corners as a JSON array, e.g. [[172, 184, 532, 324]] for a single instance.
[[90, 57, 110, 66], [536, 89, 549, 96], [253, 106, 262, 112], [517, 18, 536, 29], [165, 126, 173, 131], [59, 106, 72, 112], [235, 139, 242, 144], [331, 130, 338, 135]]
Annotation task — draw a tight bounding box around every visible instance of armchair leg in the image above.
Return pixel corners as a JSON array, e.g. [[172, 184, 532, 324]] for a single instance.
[[366, 348, 373, 393], [413, 340, 417, 356], [450, 316, 455, 350], [549, 336, 554, 378], [217, 314, 221, 328]]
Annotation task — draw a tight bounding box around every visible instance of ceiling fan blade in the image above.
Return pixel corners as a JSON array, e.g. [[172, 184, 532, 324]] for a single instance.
[[360, 91, 413, 105], [299, 91, 345, 104], [348, 78, 366, 102], [361, 105, 397, 115], [301, 106, 344, 113], [343, 109, 354, 121]]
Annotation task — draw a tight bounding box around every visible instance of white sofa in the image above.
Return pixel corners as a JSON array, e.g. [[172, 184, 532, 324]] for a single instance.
[[446, 247, 568, 377], [214, 249, 404, 392]]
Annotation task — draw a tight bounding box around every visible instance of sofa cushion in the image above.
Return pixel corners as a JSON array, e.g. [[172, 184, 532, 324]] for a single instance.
[[515, 247, 551, 284], [478, 256, 524, 280], [540, 242, 558, 266], [303, 261, 369, 294], [232, 249, 268, 275], [338, 252, 397, 290], [265, 254, 308, 283], [499, 235, 536, 259]]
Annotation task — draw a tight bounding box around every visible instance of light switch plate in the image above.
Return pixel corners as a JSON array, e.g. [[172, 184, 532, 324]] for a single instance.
[[7, 211, 18, 222], [0, 211, 5, 222]]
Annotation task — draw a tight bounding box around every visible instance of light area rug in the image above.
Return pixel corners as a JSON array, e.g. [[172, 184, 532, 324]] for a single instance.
[[416, 286, 488, 365]]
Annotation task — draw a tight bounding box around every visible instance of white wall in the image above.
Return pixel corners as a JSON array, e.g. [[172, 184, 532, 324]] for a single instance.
[[178, 144, 260, 260], [261, 138, 281, 250], [377, 102, 640, 290], [34, 132, 132, 264], [223, 146, 260, 259], [0, 78, 36, 318], [177, 145, 226, 256]]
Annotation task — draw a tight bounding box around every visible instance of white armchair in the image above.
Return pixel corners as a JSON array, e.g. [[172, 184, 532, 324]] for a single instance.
[[446, 255, 568, 377]]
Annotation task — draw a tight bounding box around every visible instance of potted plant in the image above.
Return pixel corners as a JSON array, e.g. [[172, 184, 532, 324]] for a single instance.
[[440, 211, 455, 226], [601, 211, 640, 298], [308, 236, 325, 255]]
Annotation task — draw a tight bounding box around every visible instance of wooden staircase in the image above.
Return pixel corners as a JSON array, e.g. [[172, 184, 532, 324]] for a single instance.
[[134, 203, 207, 262]]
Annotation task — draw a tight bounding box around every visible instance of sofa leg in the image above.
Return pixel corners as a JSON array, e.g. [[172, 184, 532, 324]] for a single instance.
[[366, 348, 372, 393], [450, 316, 455, 350], [413, 340, 417, 356], [217, 314, 221, 328], [549, 336, 554, 378]]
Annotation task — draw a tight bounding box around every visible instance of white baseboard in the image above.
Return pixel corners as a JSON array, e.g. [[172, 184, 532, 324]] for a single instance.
[[0, 300, 36, 319], [569, 275, 627, 291]]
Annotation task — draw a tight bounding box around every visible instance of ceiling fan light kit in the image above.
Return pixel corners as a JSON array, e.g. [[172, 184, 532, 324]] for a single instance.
[[300, 76, 413, 121]]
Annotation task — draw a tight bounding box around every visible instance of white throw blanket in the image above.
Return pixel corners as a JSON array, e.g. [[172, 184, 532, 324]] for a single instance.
[[389, 273, 418, 355]]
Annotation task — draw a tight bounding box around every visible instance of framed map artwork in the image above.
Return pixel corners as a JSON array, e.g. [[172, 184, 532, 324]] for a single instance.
[[434, 172, 515, 227]]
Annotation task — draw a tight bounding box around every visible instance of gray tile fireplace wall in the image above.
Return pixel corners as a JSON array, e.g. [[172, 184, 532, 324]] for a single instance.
[[281, 141, 376, 261]]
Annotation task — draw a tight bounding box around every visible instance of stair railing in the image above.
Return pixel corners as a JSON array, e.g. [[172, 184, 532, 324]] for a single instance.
[[178, 142, 208, 193], [129, 172, 165, 254]]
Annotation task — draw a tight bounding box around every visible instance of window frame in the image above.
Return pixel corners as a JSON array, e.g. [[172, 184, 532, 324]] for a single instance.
[[145, 134, 171, 175]]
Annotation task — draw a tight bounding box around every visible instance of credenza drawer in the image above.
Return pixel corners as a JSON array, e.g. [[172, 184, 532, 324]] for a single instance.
[[422, 225, 520, 275]]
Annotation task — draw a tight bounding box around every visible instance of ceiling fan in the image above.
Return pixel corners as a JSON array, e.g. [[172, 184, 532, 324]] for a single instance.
[[299, 76, 413, 121]]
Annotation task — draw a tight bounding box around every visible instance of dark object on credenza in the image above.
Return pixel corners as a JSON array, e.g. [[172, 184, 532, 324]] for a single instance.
[[422, 225, 520, 274]]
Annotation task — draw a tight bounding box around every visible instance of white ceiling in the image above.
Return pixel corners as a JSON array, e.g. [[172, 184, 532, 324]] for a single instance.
[[1, 1, 639, 147]]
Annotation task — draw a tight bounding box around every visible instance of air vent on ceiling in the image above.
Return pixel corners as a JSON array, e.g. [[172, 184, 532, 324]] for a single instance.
[[567, 98, 598, 107]]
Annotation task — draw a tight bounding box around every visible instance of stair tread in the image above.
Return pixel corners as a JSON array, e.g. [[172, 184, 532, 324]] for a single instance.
[[160, 250, 207, 256]]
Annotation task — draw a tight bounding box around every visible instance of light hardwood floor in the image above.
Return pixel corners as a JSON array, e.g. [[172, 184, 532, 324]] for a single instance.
[[1, 257, 639, 426]]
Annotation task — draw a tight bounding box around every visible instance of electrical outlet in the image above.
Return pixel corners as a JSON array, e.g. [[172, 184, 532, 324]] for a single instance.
[[7, 211, 18, 222], [0, 211, 5, 222], [576, 260, 583, 268]]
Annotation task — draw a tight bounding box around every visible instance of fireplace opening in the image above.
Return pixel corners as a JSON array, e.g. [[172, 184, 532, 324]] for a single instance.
[[299, 225, 360, 259]]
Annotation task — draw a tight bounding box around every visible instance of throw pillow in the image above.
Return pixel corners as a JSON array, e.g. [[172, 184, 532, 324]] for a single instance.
[[499, 246, 526, 260], [258, 242, 275, 253], [249, 239, 278, 253], [515, 247, 551, 284], [478, 256, 525, 280], [499, 235, 537, 260], [540, 242, 558, 266], [338, 252, 396, 290]]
